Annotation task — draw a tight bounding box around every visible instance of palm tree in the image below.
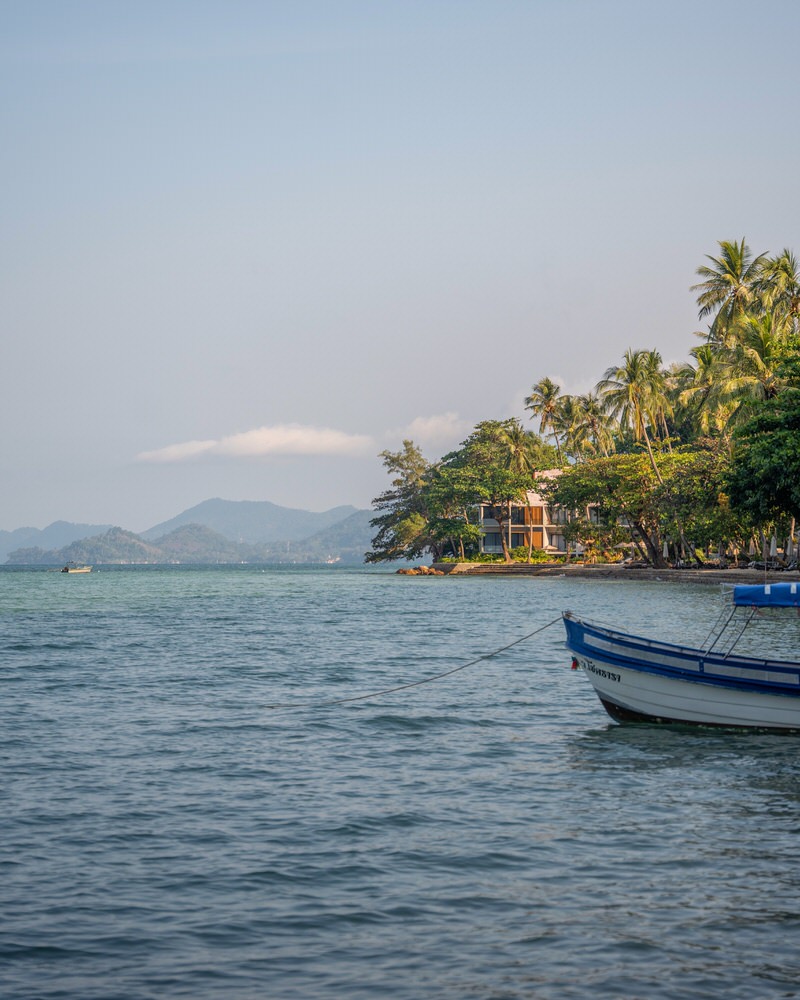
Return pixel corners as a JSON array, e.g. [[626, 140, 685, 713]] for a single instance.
[[524, 377, 563, 464], [643, 349, 673, 449], [759, 249, 800, 331], [690, 238, 768, 343], [494, 418, 540, 477], [675, 344, 735, 442], [596, 349, 666, 481], [550, 395, 584, 462], [708, 310, 792, 421], [573, 392, 615, 458]]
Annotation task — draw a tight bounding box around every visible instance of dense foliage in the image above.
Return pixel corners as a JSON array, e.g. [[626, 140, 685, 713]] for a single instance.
[[367, 421, 557, 563], [368, 239, 800, 566]]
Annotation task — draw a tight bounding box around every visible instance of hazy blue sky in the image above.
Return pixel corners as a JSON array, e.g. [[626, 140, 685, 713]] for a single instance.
[[2, 1, 798, 531]]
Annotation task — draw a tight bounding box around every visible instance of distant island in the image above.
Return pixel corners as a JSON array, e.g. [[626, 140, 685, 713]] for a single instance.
[[1, 499, 375, 566]]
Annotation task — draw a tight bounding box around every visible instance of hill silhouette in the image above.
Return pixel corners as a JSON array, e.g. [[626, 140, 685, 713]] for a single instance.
[[4, 500, 374, 565], [141, 498, 359, 545]]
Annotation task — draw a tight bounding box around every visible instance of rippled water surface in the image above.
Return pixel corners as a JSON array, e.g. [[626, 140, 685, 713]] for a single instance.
[[2, 566, 799, 999]]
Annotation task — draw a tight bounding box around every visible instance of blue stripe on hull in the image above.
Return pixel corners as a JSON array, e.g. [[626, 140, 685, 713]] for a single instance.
[[563, 612, 800, 697]]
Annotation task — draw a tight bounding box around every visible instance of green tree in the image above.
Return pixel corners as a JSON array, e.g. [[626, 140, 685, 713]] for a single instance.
[[758, 249, 800, 331], [366, 441, 438, 562], [424, 463, 483, 560], [573, 392, 616, 459], [675, 344, 735, 442], [542, 450, 739, 567], [691, 238, 768, 344], [727, 388, 800, 528], [524, 377, 564, 463], [697, 312, 796, 436], [455, 420, 535, 563], [596, 348, 667, 481]]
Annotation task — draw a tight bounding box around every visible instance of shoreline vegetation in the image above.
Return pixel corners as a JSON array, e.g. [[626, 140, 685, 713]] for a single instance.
[[368, 238, 800, 571]]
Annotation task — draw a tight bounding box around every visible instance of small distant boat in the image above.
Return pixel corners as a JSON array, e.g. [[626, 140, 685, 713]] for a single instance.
[[61, 563, 92, 574], [563, 583, 800, 731]]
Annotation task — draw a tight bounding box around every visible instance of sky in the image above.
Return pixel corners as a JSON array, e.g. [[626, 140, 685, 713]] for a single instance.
[[2, 0, 799, 532]]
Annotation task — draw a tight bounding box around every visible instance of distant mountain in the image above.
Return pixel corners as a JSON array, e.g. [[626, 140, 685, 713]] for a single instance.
[[8, 527, 163, 566], [141, 498, 360, 545], [0, 521, 113, 562], [3, 500, 376, 565], [6, 525, 265, 565], [153, 524, 259, 562], [232, 509, 377, 564], [281, 509, 376, 563]]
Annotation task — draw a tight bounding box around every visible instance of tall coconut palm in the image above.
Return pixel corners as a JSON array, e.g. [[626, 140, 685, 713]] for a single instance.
[[551, 395, 582, 462], [573, 392, 616, 458], [643, 349, 673, 449], [691, 239, 768, 344], [709, 310, 792, 420], [675, 344, 735, 442], [494, 418, 540, 478], [596, 348, 666, 481], [524, 377, 563, 464], [759, 249, 800, 331]]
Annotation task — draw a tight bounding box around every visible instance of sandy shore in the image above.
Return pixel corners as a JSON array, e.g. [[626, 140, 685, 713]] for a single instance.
[[432, 562, 800, 586]]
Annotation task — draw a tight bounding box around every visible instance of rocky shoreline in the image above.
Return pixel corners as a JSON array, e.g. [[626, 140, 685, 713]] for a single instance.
[[430, 562, 800, 585]]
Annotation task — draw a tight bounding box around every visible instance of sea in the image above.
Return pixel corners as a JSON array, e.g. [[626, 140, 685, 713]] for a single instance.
[[2, 565, 799, 1000]]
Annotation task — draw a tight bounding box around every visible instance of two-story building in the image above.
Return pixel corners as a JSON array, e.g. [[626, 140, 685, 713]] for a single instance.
[[479, 470, 568, 556]]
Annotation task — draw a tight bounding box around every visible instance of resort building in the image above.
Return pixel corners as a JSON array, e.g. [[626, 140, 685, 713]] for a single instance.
[[479, 470, 568, 556]]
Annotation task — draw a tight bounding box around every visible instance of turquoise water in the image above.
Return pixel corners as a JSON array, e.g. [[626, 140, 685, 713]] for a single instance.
[[2, 566, 799, 999]]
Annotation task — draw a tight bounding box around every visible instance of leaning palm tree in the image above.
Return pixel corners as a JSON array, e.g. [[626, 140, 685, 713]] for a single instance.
[[596, 348, 665, 481], [690, 238, 768, 344], [524, 377, 563, 464]]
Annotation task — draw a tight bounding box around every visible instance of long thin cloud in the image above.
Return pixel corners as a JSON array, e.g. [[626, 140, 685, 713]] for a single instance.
[[137, 424, 374, 463]]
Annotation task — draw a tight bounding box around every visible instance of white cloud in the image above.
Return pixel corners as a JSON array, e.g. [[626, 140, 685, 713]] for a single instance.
[[391, 412, 472, 451], [137, 439, 217, 463], [137, 424, 374, 463]]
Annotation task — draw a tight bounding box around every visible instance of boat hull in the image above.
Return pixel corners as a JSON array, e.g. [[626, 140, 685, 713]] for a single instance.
[[563, 611, 800, 730]]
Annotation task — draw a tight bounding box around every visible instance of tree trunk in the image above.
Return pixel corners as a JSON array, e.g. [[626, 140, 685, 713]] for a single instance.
[[642, 427, 664, 484], [496, 502, 513, 563]]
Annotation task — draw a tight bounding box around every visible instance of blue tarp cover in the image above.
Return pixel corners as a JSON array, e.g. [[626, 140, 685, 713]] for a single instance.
[[733, 583, 800, 607]]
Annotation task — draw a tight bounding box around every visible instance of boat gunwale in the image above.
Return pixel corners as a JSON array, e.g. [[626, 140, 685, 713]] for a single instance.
[[563, 610, 800, 694]]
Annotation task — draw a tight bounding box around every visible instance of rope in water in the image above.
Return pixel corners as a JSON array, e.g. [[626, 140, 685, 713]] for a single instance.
[[264, 615, 563, 710]]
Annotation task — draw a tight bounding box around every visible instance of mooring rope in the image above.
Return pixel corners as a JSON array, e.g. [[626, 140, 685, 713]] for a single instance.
[[264, 615, 563, 710]]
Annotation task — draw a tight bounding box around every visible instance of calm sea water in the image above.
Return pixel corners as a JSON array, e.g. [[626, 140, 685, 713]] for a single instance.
[[2, 566, 799, 999]]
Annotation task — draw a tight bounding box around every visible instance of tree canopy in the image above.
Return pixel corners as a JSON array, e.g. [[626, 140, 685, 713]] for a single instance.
[[369, 237, 800, 567], [726, 387, 800, 528]]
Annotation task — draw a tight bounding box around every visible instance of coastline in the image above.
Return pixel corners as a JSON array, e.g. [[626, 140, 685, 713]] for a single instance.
[[432, 562, 800, 586]]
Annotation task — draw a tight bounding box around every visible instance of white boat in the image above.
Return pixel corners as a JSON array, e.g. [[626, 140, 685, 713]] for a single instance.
[[61, 563, 92, 574], [563, 583, 800, 731]]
